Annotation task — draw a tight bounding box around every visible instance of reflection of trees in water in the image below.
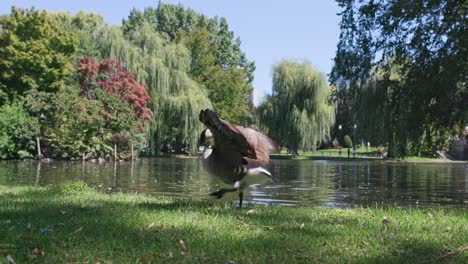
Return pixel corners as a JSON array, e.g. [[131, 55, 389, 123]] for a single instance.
[[333, 162, 468, 207], [0, 159, 466, 207], [0, 161, 37, 185], [263, 160, 336, 206]]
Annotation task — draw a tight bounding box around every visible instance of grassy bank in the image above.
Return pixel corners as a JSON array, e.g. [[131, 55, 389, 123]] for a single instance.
[[270, 149, 468, 164], [0, 183, 466, 263]]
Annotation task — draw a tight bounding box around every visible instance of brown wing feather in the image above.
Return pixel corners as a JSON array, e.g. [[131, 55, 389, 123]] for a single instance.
[[236, 127, 280, 164], [199, 109, 279, 164], [199, 109, 256, 159]]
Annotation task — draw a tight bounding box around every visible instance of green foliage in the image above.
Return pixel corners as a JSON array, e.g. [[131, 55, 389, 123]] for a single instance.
[[122, 2, 255, 125], [176, 28, 253, 124], [0, 4, 257, 158], [259, 60, 335, 152], [331, 0, 467, 157], [0, 100, 39, 159], [24, 88, 141, 160], [94, 23, 212, 153], [122, 2, 255, 83], [204, 67, 252, 125], [0, 7, 77, 100], [343, 135, 353, 148], [52, 11, 105, 64], [26, 90, 107, 159]]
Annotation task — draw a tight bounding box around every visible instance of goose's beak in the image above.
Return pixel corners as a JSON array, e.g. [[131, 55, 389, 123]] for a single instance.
[[198, 145, 206, 152]]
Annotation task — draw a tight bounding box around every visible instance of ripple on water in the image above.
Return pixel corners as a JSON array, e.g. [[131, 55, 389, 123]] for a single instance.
[[0, 158, 467, 208]]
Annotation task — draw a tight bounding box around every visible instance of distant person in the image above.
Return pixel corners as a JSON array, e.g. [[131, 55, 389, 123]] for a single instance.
[[352, 147, 357, 157], [378, 149, 383, 158]]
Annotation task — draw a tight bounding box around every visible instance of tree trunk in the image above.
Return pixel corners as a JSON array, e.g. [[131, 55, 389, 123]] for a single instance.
[[36, 137, 42, 160], [114, 144, 118, 161]]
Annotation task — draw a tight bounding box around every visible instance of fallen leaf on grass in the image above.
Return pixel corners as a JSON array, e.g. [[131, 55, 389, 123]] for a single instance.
[[179, 239, 186, 250], [444, 226, 452, 232], [147, 222, 155, 230], [382, 216, 389, 225], [69, 227, 83, 237], [139, 254, 159, 261], [246, 210, 256, 215]]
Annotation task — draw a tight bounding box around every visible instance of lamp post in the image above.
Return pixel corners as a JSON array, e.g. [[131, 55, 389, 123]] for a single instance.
[[353, 124, 357, 147], [338, 124, 342, 144], [338, 124, 342, 155]]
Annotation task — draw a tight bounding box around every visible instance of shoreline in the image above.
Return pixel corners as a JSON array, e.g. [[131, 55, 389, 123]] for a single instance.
[[0, 183, 467, 263], [269, 154, 468, 164], [1, 154, 467, 164]]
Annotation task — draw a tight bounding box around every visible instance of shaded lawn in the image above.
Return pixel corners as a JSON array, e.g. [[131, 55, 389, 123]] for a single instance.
[[0, 183, 466, 263]]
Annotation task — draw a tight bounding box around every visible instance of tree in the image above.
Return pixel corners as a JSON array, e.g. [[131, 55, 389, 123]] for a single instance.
[[343, 135, 353, 148], [122, 2, 254, 76], [52, 11, 105, 64], [122, 3, 255, 124], [0, 7, 77, 101], [330, 0, 467, 157], [24, 86, 142, 160], [0, 100, 39, 159], [176, 28, 252, 124], [258, 60, 335, 152], [77, 56, 153, 130], [95, 23, 212, 153]]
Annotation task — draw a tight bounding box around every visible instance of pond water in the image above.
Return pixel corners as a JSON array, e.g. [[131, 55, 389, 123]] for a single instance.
[[0, 158, 467, 208]]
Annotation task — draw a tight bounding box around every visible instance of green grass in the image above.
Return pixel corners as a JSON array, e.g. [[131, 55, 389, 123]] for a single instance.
[[271, 148, 467, 163], [272, 148, 383, 161], [0, 183, 467, 263]]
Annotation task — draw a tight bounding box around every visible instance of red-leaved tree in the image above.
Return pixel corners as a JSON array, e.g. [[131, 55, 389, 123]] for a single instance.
[[77, 56, 153, 131]]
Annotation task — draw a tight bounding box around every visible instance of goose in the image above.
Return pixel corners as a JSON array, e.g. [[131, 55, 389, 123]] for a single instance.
[[198, 109, 279, 208]]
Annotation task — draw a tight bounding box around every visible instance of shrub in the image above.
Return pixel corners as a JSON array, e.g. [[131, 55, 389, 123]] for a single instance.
[[0, 100, 39, 159], [343, 135, 353, 148]]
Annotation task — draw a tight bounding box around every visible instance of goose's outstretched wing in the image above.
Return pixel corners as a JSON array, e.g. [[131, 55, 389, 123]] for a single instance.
[[199, 109, 279, 164]]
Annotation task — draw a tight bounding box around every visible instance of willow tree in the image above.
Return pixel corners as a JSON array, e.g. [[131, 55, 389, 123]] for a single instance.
[[259, 61, 335, 152], [123, 3, 255, 124], [352, 63, 404, 154], [92, 23, 212, 153]]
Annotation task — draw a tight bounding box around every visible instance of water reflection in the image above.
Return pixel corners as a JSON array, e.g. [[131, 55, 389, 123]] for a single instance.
[[0, 159, 467, 208]]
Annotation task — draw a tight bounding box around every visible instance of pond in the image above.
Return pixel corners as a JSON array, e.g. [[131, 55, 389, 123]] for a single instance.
[[0, 158, 467, 208]]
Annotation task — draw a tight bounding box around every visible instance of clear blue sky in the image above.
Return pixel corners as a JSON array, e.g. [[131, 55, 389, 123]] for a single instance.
[[0, 0, 341, 105]]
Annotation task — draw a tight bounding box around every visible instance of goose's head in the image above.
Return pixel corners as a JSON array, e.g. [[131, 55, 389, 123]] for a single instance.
[[198, 128, 213, 148]]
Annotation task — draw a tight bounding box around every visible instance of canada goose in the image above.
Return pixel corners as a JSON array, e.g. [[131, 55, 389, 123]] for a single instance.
[[198, 109, 279, 208]]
